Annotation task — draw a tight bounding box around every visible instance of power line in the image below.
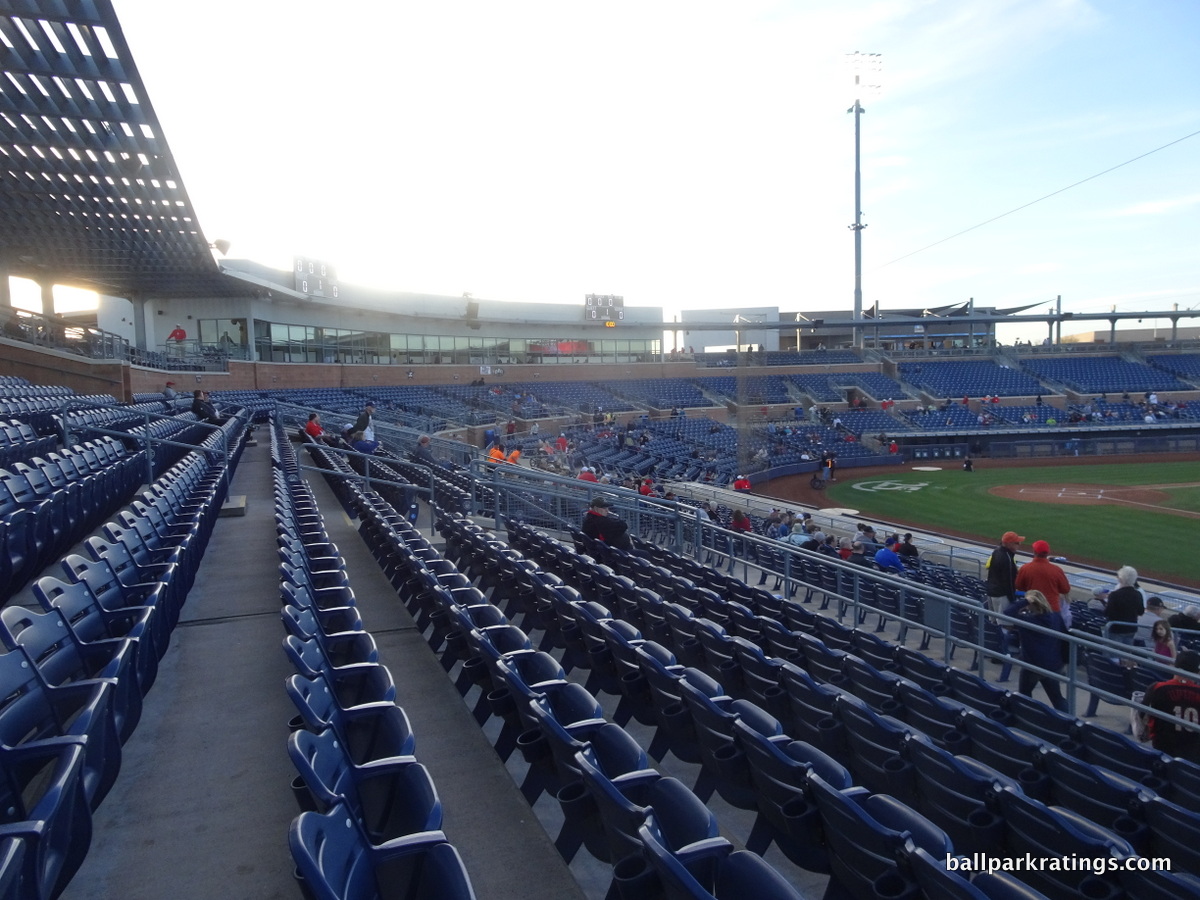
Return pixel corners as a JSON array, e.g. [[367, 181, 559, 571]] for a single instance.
[[878, 128, 1200, 268]]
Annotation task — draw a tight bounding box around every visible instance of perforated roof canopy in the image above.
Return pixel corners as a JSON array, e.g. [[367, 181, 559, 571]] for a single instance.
[[0, 0, 250, 298]]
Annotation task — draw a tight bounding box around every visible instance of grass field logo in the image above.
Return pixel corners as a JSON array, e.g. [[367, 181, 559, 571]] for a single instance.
[[852, 480, 931, 492]]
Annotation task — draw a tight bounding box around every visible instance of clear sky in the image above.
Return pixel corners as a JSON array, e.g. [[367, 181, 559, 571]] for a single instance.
[[108, 0, 1199, 343]]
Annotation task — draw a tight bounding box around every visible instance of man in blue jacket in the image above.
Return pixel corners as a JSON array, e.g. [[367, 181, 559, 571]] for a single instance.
[[873, 536, 906, 573]]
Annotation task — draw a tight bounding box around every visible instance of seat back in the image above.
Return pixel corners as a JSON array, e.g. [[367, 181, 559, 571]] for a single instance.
[[289, 802, 463, 900]]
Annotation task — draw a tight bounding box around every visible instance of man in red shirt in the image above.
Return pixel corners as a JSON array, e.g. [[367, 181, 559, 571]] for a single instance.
[[1145, 649, 1200, 762], [732, 474, 751, 492], [1015, 539, 1071, 614], [577, 466, 598, 482], [167, 323, 187, 357], [303, 412, 336, 445]]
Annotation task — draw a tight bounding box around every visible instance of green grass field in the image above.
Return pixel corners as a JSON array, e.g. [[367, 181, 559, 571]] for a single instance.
[[825, 460, 1200, 585]]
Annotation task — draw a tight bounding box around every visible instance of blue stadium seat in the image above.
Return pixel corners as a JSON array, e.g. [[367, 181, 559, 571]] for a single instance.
[[0, 740, 91, 900], [289, 802, 475, 900], [0, 645, 120, 812], [32, 576, 159, 695], [0, 605, 141, 745], [634, 810, 804, 900], [285, 673, 416, 765], [809, 773, 952, 900], [287, 728, 441, 845], [733, 719, 850, 872]]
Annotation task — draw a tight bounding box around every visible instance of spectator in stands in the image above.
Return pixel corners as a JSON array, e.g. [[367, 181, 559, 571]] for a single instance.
[[1169, 606, 1200, 633], [556, 433, 569, 453], [412, 434, 437, 466], [1151, 620, 1177, 661], [581, 495, 632, 550], [873, 537, 906, 573], [1088, 586, 1110, 611], [732, 474, 751, 492], [352, 402, 376, 443], [349, 430, 379, 455], [162, 380, 177, 401], [854, 523, 879, 552], [1004, 589, 1068, 712], [1138, 596, 1170, 644], [168, 323, 187, 356], [896, 533, 919, 561], [1015, 540, 1071, 615], [786, 522, 809, 546], [1104, 565, 1144, 647], [729, 509, 753, 552], [303, 412, 336, 446], [985, 531, 1024, 611], [577, 466, 598, 482], [191, 389, 223, 425], [505, 445, 522, 464], [847, 542, 871, 567], [1144, 649, 1200, 762]]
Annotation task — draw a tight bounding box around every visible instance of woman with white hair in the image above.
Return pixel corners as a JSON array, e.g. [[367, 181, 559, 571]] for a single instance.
[[1104, 565, 1144, 647]]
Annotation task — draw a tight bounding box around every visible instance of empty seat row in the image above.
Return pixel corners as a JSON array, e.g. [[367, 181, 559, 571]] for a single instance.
[[272, 420, 478, 900], [0, 424, 244, 898]]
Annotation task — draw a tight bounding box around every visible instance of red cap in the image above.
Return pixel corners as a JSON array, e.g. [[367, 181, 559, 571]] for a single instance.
[[1032, 540, 1051, 555], [1001, 531, 1024, 544]]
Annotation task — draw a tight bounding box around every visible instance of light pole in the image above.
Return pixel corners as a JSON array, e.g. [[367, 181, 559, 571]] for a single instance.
[[847, 52, 881, 350]]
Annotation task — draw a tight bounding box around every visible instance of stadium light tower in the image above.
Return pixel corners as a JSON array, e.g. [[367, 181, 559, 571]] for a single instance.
[[846, 52, 882, 349]]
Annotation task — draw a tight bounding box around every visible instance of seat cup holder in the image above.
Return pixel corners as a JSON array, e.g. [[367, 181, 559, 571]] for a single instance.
[[965, 808, 1005, 853], [879, 698, 904, 718], [486, 687, 515, 719], [612, 854, 659, 900], [940, 729, 970, 756], [290, 775, 317, 813], [1110, 815, 1149, 855], [872, 871, 919, 900], [1139, 774, 1169, 795], [620, 671, 648, 698], [1017, 767, 1050, 801], [444, 628, 467, 657], [517, 727, 550, 764], [763, 685, 790, 721], [663, 701, 688, 724], [461, 655, 490, 687], [1078, 874, 1122, 900], [713, 743, 747, 782], [556, 781, 595, 823]]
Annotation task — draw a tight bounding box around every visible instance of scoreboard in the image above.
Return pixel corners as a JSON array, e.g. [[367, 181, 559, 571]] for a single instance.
[[294, 258, 339, 299], [584, 293, 624, 323]]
